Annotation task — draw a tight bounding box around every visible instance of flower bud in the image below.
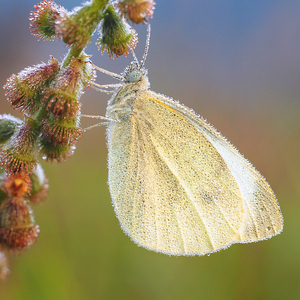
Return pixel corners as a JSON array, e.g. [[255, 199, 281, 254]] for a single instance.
[[29, 0, 67, 41], [39, 113, 81, 162], [3, 57, 60, 115], [0, 197, 39, 251], [42, 56, 90, 121], [56, 1, 106, 49], [118, 0, 155, 24], [39, 138, 75, 163], [0, 165, 48, 205], [0, 114, 22, 145], [2, 174, 32, 198], [40, 115, 82, 147], [97, 5, 138, 58], [0, 118, 39, 175]]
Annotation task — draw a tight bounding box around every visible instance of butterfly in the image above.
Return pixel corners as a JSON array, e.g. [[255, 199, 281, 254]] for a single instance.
[[86, 24, 283, 256]]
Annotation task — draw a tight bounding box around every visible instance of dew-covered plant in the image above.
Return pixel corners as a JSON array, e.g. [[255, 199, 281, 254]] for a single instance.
[[0, 0, 155, 280]]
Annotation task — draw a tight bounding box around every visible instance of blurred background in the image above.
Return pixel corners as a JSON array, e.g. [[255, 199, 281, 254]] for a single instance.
[[1, 0, 300, 299]]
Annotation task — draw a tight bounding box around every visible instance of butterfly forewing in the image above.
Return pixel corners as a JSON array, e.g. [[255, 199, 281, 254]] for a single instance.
[[106, 87, 282, 256], [153, 91, 284, 242]]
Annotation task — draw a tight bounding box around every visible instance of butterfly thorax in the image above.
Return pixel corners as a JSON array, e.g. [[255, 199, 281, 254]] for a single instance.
[[106, 66, 150, 121]]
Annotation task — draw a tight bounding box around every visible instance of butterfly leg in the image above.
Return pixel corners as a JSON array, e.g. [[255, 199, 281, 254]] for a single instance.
[[79, 114, 119, 131]]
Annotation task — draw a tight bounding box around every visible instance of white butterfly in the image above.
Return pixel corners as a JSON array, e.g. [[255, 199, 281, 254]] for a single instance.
[[86, 24, 283, 256]]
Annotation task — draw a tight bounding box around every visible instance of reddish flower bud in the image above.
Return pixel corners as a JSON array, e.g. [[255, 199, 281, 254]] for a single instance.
[[0, 197, 39, 251], [2, 174, 32, 198], [55, 1, 105, 49], [40, 115, 82, 147], [42, 56, 90, 121], [3, 57, 60, 115], [29, 0, 67, 41], [0, 226, 39, 252], [43, 89, 81, 121], [0, 118, 39, 175], [118, 0, 155, 24], [0, 152, 37, 177]]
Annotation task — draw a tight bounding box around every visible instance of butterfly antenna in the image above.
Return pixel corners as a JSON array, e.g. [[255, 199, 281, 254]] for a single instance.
[[132, 49, 140, 68], [139, 20, 151, 69]]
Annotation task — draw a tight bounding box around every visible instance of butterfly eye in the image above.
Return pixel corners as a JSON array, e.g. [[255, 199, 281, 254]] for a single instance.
[[128, 70, 142, 83]]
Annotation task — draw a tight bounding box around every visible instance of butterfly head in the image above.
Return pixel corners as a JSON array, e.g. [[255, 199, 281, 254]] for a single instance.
[[122, 61, 148, 84]]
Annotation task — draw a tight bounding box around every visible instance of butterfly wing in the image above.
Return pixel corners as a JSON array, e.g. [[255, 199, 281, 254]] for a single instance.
[[106, 91, 283, 255], [152, 91, 283, 243]]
